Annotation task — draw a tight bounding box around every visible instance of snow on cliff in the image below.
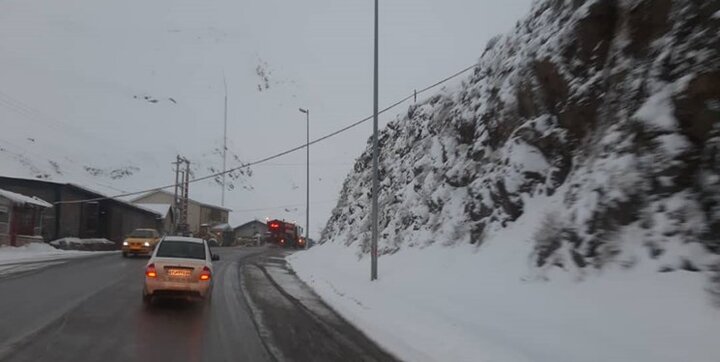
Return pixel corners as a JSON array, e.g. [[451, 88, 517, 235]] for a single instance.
[[319, 0, 720, 275], [290, 1, 720, 360]]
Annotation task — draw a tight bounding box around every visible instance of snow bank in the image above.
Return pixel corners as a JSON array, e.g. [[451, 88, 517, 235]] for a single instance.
[[49, 237, 116, 251], [0, 242, 109, 265], [290, 197, 720, 362]]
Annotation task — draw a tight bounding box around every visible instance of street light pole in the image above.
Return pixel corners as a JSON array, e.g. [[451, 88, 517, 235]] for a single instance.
[[299, 108, 310, 246], [370, 0, 379, 281], [221, 74, 228, 207]]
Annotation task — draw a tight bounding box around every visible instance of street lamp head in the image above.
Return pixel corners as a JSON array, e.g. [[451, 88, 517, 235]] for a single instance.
[[299, 108, 308, 114]]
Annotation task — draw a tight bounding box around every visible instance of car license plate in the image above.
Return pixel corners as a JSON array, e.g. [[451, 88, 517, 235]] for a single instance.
[[167, 268, 192, 278]]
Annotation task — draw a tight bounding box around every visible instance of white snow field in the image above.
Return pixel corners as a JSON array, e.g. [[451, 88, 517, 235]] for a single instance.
[[290, 194, 720, 362], [0, 242, 112, 265]]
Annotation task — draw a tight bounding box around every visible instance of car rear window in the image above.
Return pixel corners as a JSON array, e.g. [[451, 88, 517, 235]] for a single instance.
[[155, 240, 206, 260]]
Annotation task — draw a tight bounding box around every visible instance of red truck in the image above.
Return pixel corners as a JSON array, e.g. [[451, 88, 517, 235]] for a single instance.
[[266, 219, 306, 249]]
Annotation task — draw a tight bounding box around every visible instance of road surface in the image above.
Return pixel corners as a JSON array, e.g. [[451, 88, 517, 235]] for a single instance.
[[0, 246, 396, 362]]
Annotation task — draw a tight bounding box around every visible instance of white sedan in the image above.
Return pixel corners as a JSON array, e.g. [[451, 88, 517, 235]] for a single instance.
[[142, 236, 219, 304]]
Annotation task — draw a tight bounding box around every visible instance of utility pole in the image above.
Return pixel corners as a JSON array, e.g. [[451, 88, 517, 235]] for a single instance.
[[299, 108, 310, 247], [221, 74, 228, 207], [173, 155, 191, 235], [173, 156, 181, 234], [370, 0, 379, 281], [183, 158, 190, 229]]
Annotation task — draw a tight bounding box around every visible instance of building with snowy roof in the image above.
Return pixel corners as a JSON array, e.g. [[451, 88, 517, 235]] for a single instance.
[[0, 188, 52, 246], [0, 176, 162, 245]]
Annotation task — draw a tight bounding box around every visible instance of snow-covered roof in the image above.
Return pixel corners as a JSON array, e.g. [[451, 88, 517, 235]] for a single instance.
[[65, 183, 157, 215], [0, 176, 161, 216], [132, 190, 232, 212], [234, 220, 266, 230], [0, 188, 53, 208], [211, 223, 233, 231], [136, 203, 172, 217]]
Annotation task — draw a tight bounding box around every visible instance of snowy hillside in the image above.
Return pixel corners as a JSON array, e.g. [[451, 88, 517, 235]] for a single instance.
[[288, 1, 720, 360], [320, 0, 720, 275], [0, 0, 289, 203]]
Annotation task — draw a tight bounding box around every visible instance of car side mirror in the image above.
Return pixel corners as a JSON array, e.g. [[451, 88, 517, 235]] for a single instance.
[[212, 254, 219, 261]]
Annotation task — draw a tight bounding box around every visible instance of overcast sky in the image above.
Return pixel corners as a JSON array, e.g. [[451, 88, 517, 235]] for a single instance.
[[0, 0, 533, 238]]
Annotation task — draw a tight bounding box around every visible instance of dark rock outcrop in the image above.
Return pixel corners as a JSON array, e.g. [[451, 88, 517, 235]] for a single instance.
[[320, 0, 720, 274]]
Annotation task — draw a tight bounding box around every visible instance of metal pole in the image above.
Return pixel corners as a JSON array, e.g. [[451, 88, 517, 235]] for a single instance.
[[299, 108, 310, 246], [173, 156, 181, 234], [306, 109, 310, 246], [370, 0, 379, 281], [221, 75, 228, 207], [184, 158, 190, 234]]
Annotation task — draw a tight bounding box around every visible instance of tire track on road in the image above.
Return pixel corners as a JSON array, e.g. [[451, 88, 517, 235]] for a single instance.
[[241, 250, 398, 362]]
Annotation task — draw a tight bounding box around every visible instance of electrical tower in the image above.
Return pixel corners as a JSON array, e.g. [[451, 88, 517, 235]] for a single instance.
[[173, 155, 191, 235]]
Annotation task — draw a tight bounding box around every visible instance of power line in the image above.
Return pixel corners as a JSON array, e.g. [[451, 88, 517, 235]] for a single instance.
[[254, 162, 353, 167], [53, 62, 478, 206]]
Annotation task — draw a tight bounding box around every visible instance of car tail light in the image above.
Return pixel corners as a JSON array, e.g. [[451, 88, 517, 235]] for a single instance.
[[199, 266, 211, 281], [145, 264, 157, 278]]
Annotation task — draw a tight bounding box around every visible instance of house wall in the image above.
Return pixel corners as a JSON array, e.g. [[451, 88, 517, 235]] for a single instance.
[[0, 178, 160, 244], [132, 192, 173, 205], [235, 221, 267, 238], [0, 195, 48, 246], [105, 203, 160, 244], [58, 187, 88, 239], [133, 192, 227, 235], [132, 192, 201, 231], [199, 206, 228, 228], [0, 179, 58, 241], [0, 197, 10, 246]]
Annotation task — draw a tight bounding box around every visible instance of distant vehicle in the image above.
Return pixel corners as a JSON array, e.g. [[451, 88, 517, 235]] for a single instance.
[[266, 219, 306, 249], [142, 236, 219, 304], [121, 228, 161, 257]]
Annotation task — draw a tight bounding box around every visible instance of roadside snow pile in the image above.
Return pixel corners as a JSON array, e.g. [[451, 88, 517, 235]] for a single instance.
[[0, 242, 101, 265], [290, 195, 720, 362], [50, 238, 116, 251]]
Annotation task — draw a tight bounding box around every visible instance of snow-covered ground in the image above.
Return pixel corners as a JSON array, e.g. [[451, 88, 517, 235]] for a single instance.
[[0, 242, 114, 265], [289, 195, 720, 362], [49, 237, 116, 251]]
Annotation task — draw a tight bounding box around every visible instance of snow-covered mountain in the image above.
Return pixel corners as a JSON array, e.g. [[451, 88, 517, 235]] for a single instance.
[[0, 0, 321, 221], [321, 0, 720, 278]]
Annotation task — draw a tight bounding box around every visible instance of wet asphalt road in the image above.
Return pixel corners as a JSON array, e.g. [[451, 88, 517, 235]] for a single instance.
[[0, 246, 396, 362]]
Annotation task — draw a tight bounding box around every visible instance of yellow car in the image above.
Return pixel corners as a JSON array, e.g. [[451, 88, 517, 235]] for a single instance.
[[122, 228, 161, 257]]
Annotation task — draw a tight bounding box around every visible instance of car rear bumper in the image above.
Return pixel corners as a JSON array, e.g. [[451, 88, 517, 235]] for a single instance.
[[144, 278, 211, 299], [122, 246, 152, 255]]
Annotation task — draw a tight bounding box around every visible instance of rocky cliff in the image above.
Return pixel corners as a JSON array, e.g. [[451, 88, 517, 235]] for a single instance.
[[321, 0, 720, 275]]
